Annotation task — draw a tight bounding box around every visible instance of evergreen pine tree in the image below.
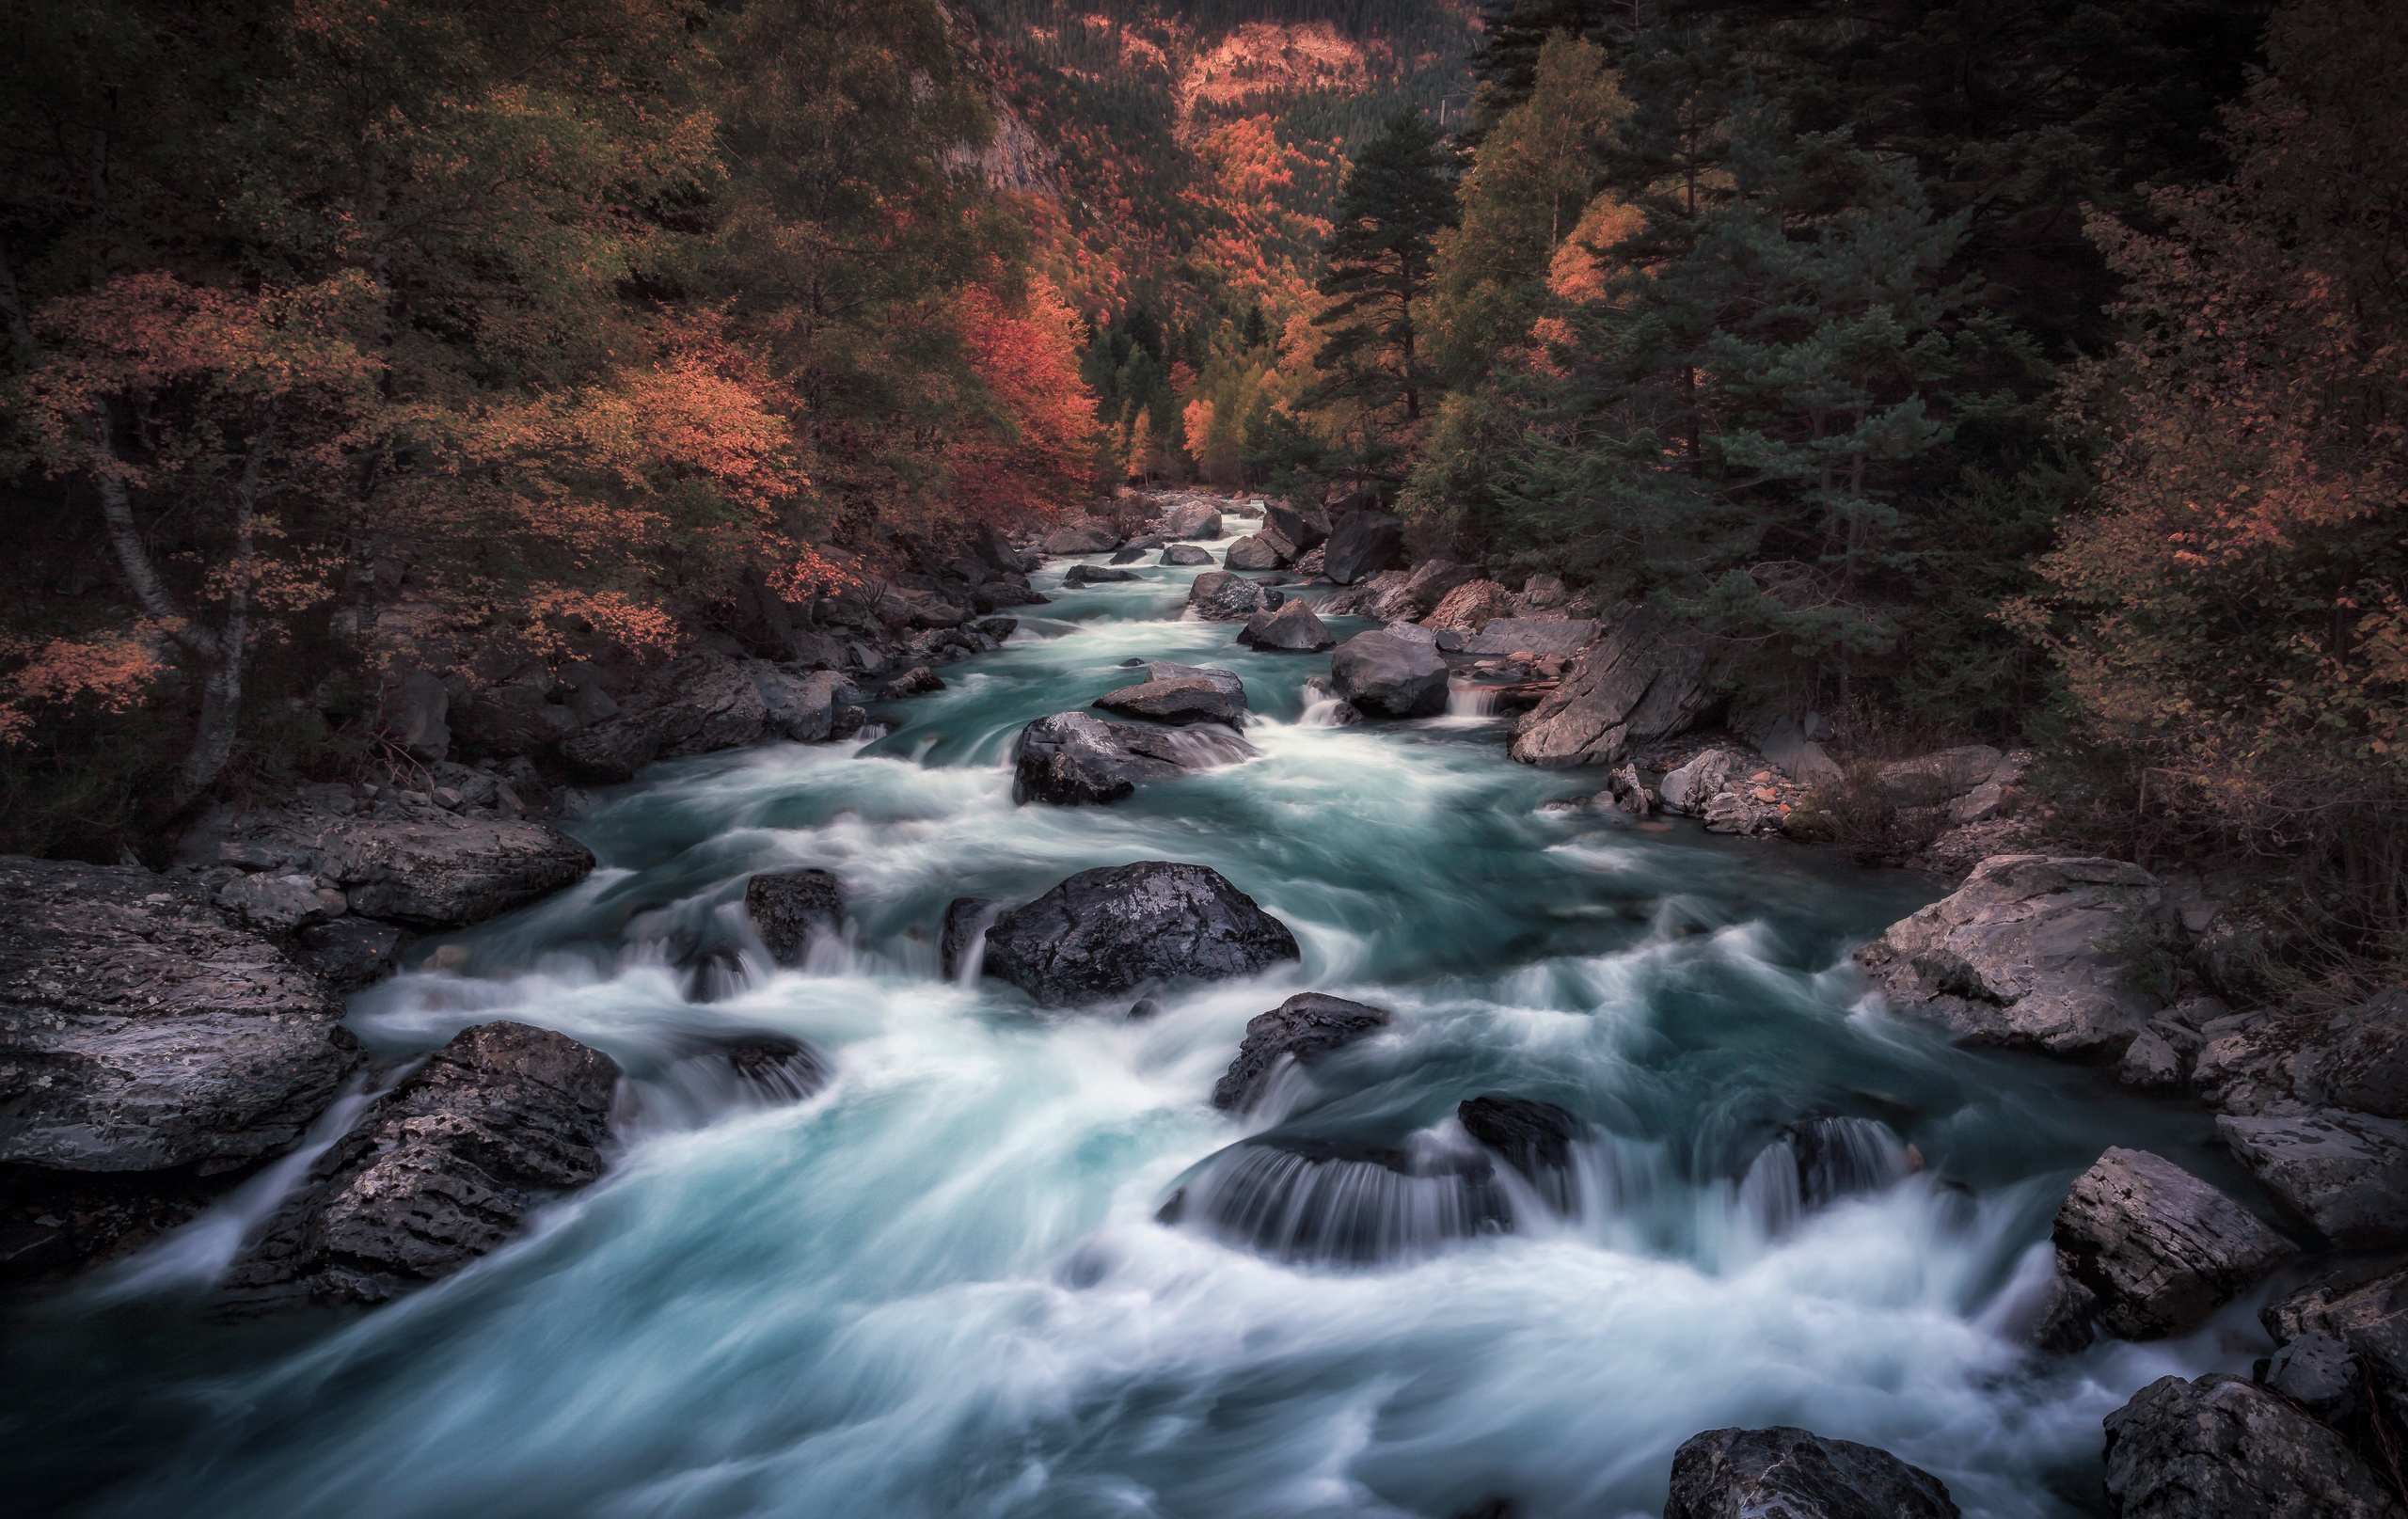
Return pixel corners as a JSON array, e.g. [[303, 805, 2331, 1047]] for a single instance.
[[1308, 108, 1460, 439]]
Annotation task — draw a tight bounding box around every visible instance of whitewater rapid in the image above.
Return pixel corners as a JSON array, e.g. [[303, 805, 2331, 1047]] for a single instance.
[[4, 530, 2269, 1518]]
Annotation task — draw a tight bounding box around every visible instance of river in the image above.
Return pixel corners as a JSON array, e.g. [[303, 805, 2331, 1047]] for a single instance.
[[2, 529, 2270, 1518]]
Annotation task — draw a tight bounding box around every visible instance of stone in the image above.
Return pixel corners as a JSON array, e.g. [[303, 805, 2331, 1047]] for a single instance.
[[214, 871, 329, 931], [982, 862, 1300, 1007], [1160, 544, 1214, 566], [181, 799, 594, 929], [1455, 617, 1600, 658], [1092, 672, 1248, 728], [1010, 712, 1251, 805], [1238, 599, 1336, 652], [1187, 570, 1282, 622], [941, 897, 1003, 979], [1856, 855, 2173, 1056], [1330, 630, 1450, 718], [1264, 500, 1329, 550], [2263, 1262, 2408, 1403], [1042, 523, 1118, 555], [1322, 509, 1404, 585], [2217, 1111, 2408, 1246], [296, 918, 404, 991], [1509, 605, 1730, 767], [1517, 574, 1570, 611], [1063, 563, 1139, 587], [746, 869, 844, 965], [1753, 716, 1845, 787], [2052, 1147, 2296, 1338], [1364, 559, 1477, 620], [1458, 1095, 1581, 1198], [2309, 990, 2408, 1118], [1211, 993, 1391, 1111], [1425, 579, 1519, 633], [2118, 1027, 2189, 1090], [1323, 568, 1408, 616], [0, 857, 359, 1173], [1108, 545, 1148, 564], [703, 1030, 830, 1103], [1663, 1426, 1959, 1519], [2263, 1332, 2359, 1420], [2101, 1374, 2402, 1519], [221, 1021, 621, 1309], [2027, 1272, 2102, 1353], [1700, 792, 1758, 834], [554, 663, 622, 723], [1660, 749, 1739, 814], [1162, 503, 1222, 540], [379, 669, 452, 762], [1872, 746, 2004, 808], [1224, 532, 1288, 571], [878, 666, 945, 700], [451, 683, 580, 756], [549, 654, 844, 782]]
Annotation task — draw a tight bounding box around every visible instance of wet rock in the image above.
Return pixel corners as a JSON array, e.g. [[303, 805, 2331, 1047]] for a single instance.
[[1168, 1133, 1508, 1265], [1264, 500, 1329, 550], [295, 918, 404, 991], [1323, 568, 1406, 617], [1108, 545, 1149, 564], [1300, 674, 1364, 725], [2052, 1147, 2296, 1339], [1425, 579, 1518, 633], [745, 869, 845, 965], [0, 857, 359, 1172], [1664, 1426, 1960, 1519], [180, 799, 594, 929], [2262, 1331, 2359, 1420], [1459, 1095, 1580, 1208], [942, 897, 1003, 979], [1162, 503, 1222, 540], [878, 666, 944, 700], [1856, 856, 2172, 1056], [1212, 993, 1391, 1111], [1187, 570, 1283, 622], [1322, 509, 1404, 585], [2217, 1111, 2408, 1246], [1043, 522, 1118, 555], [1238, 598, 1336, 652], [221, 1021, 621, 1309], [1456, 616, 1600, 659], [696, 1029, 829, 1103], [1743, 1116, 1912, 1229], [1063, 563, 1139, 588], [2101, 1373, 2402, 1519], [2119, 1025, 2193, 1090], [1509, 604, 1730, 767], [1092, 669, 1249, 728], [1160, 544, 1214, 566], [1225, 532, 1287, 570], [983, 861, 1300, 1007], [1330, 630, 1449, 718], [1010, 711, 1251, 805], [2027, 1273, 2102, 1353]]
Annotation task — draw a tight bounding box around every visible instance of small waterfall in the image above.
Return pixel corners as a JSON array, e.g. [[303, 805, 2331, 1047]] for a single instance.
[[1163, 1136, 1514, 1266], [632, 1030, 832, 1132], [1445, 681, 1499, 719], [1736, 1116, 1913, 1237]]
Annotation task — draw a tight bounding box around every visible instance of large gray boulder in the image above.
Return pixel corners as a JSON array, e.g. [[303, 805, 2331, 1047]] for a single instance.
[[1187, 570, 1283, 622], [2218, 1112, 2408, 1246], [1509, 604, 1730, 767], [1322, 510, 1404, 585], [982, 862, 1300, 1007], [222, 1021, 621, 1309], [182, 797, 595, 929], [1330, 630, 1449, 718], [1162, 501, 1223, 540], [1211, 993, 1391, 1111], [1042, 522, 1118, 555], [1093, 665, 1248, 728], [1264, 500, 1329, 550], [1224, 532, 1288, 571], [1856, 855, 2173, 1056], [2101, 1374, 2403, 1519], [1063, 563, 1139, 587], [0, 858, 359, 1173], [2053, 1147, 2296, 1339], [1664, 1426, 1959, 1519], [1159, 544, 1214, 566], [1011, 712, 1251, 805], [550, 654, 844, 782], [1238, 599, 1336, 652]]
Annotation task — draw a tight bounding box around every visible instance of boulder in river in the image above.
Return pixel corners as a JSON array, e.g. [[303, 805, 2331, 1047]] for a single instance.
[[0, 857, 360, 1173], [1162, 503, 1222, 540], [1160, 544, 1214, 566], [745, 869, 845, 965], [1212, 993, 1392, 1111], [2216, 1111, 2408, 1246], [2101, 1374, 2402, 1519], [1010, 712, 1252, 805], [1330, 629, 1449, 718], [1264, 500, 1329, 550], [1187, 570, 1283, 622], [1224, 532, 1287, 570], [982, 861, 1300, 1007], [1458, 1095, 1581, 1210], [2052, 1147, 2295, 1339], [222, 1021, 621, 1309], [1092, 667, 1249, 728], [1043, 522, 1118, 555], [1322, 509, 1403, 585], [1663, 1426, 1960, 1519], [1238, 599, 1335, 652], [1063, 563, 1139, 588], [1508, 604, 1730, 767], [1855, 855, 2174, 1057]]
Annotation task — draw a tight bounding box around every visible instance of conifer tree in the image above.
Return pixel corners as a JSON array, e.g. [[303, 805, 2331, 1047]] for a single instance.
[[1308, 108, 1459, 446]]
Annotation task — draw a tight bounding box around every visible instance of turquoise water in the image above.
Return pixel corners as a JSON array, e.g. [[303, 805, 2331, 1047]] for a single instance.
[[2, 535, 2262, 1518]]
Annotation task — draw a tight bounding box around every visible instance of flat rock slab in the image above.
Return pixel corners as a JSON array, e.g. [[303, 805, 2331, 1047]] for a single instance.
[[1510, 604, 1729, 767], [1211, 993, 1391, 1111], [1159, 545, 1214, 565], [0, 857, 358, 1172], [223, 1021, 620, 1309], [983, 862, 1299, 1007], [1455, 617, 1599, 657], [1665, 1426, 1959, 1519], [2218, 1111, 2408, 1246], [1092, 673, 1248, 728], [1063, 563, 1139, 587], [2102, 1374, 2403, 1519], [1857, 855, 2170, 1056], [2054, 1146, 2295, 1338], [1011, 712, 1252, 805]]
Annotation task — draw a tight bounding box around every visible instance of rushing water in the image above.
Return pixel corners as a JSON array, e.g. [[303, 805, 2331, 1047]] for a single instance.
[[3, 530, 2278, 1518]]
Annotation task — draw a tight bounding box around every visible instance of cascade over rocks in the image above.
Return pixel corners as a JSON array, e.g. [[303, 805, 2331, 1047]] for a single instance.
[[1322, 509, 1403, 585], [0, 857, 359, 1173], [1164, 1133, 1510, 1265], [1663, 1426, 1960, 1519], [1509, 604, 1730, 767], [1092, 665, 1249, 728], [981, 862, 1299, 1007], [1187, 570, 1283, 622], [2053, 1147, 2296, 1339], [221, 1021, 621, 1310], [1330, 630, 1449, 718], [745, 869, 845, 965], [1010, 712, 1252, 805], [1458, 1095, 1581, 1209], [1856, 856, 2173, 1056], [941, 897, 1004, 979], [1237, 599, 1335, 652], [1212, 993, 1392, 1111], [2101, 1374, 2403, 1519]]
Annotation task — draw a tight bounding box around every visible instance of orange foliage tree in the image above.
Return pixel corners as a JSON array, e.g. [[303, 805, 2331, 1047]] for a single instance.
[[944, 279, 1098, 531]]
